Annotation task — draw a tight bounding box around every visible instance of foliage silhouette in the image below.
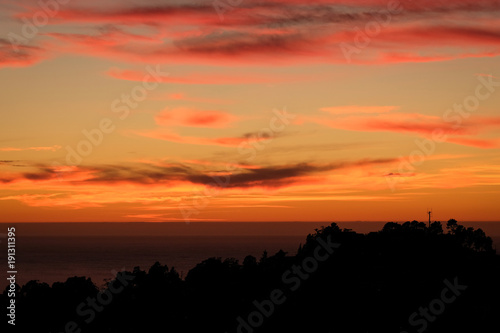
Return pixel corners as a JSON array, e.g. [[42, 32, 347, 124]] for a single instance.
[[2, 220, 499, 333]]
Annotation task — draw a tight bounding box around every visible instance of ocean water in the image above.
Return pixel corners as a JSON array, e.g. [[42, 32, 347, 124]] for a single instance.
[[1, 222, 499, 288], [4, 235, 304, 287]]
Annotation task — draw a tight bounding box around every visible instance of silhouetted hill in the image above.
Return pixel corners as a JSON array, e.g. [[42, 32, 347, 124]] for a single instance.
[[3, 220, 499, 332]]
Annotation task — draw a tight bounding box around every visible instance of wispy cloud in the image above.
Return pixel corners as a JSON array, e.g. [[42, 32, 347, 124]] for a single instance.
[[0, 38, 46, 68], [320, 105, 399, 115], [2, 158, 396, 189], [306, 107, 500, 149], [446, 137, 500, 149], [164, 92, 233, 104], [155, 107, 239, 128], [4, 0, 499, 68], [135, 130, 273, 147], [0, 145, 61, 152]]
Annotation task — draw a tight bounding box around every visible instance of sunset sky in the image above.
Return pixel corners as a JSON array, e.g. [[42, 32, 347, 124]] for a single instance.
[[1, 0, 499, 222]]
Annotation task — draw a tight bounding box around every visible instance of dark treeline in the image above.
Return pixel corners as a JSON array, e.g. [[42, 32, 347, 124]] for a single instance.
[[3, 220, 500, 332]]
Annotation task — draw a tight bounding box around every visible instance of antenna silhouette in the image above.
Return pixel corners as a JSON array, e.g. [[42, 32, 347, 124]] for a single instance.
[[427, 208, 432, 228]]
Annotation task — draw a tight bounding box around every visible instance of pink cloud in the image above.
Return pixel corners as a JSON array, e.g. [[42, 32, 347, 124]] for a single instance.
[[155, 107, 238, 128], [446, 137, 500, 149], [320, 105, 399, 115], [136, 130, 269, 147], [6, 1, 500, 67], [307, 108, 500, 149], [475, 73, 499, 79], [380, 50, 500, 64], [311, 109, 500, 135], [182, 159, 262, 170], [165, 93, 233, 104], [0, 39, 46, 68], [0, 145, 61, 152], [306, 111, 464, 136]]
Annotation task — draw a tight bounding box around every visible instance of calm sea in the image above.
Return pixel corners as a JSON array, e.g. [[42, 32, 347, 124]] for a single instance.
[[1, 222, 499, 288]]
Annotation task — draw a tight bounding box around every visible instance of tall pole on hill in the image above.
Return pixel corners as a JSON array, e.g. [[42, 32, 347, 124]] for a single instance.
[[427, 209, 432, 228]]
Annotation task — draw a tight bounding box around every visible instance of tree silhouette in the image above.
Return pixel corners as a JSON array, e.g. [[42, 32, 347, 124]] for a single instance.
[[2, 219, 499, 333]]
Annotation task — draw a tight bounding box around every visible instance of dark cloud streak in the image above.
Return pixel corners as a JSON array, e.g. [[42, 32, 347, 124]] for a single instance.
[[14, 158, 396, 189]]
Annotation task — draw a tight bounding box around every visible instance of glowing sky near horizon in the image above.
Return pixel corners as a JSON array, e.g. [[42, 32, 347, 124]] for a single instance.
[[0, 0, 499, 222]]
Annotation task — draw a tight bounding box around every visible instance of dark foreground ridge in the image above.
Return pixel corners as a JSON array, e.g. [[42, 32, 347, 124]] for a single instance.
[[2, 220, 500, 333]]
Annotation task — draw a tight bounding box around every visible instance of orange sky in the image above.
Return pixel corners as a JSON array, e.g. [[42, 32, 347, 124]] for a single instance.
[[1, 0, 499, 222]]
